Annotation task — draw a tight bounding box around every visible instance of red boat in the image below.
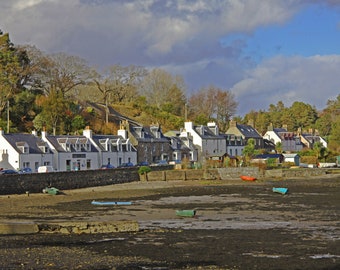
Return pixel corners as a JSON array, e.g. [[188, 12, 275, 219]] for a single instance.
[[240, 175, 256, 181]]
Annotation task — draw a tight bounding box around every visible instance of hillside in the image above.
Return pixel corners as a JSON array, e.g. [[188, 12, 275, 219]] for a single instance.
[[82, 101, 182, 134]]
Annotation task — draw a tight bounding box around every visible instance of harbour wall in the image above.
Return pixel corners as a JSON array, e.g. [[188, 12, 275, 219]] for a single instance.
[[0, 166, 333, 195]]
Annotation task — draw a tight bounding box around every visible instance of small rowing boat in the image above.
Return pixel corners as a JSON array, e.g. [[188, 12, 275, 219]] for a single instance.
[[272, 187, 288, 195], [176, 210, 196, 217], [42, 187, 60, 195], [240, 175, 256, 181], [91, 200, 132, 206]]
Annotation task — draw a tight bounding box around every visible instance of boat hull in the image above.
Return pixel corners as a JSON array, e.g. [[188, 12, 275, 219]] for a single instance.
[[272, 187, 288, 195], [240, 175, 256, 181], [176, 210, 196, 217], [91, 201, 132, 206], [43, 187, 59, 195]]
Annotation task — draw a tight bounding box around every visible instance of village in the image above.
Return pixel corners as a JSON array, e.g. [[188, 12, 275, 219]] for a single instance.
[[0, 116, 333, 174]]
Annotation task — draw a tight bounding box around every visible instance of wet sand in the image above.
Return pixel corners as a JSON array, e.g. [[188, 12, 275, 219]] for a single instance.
[[0, 174, 339, 269]]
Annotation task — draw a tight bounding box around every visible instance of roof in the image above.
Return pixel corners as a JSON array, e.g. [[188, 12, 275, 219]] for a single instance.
[[45, 135, 98, 153], [254, 154, 283, 159], [193, 125, 226, 139], [129, 124, 170, 143], [236, 124, 262, 138], [91, 134, 136, 152], [2, 133, 52, 154]]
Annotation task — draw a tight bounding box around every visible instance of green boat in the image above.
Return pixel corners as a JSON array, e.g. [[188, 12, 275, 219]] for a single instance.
[[43, 187, 60, 195], [176, 210, 196, 217]]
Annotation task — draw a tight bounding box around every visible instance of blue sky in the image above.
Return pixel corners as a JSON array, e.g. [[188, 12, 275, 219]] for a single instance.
[[1, 0, 339, 116], [223, 4, 340, 62]]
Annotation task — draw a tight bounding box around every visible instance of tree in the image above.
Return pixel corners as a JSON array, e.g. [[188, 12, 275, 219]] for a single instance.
[[11, 90, 38, 131], [267, 101, 285, 128], [275, 141, 283, 154], [34, 90, 68, 135], [288, 101, 318, 130], [242, 138, 256, 165], [26, 50, 94, 97], [188, 86, 237, 132], [93, 64, 147, 123], [0, 31, 30, 117], [139, 68, 186, 115]]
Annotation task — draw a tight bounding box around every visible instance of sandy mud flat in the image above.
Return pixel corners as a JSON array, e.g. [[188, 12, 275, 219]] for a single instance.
[[0, 175, 339, 269]]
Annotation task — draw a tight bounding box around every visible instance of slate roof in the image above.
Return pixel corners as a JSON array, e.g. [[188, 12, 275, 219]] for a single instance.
[[129, 124, 169, 143], [45, 135, 98, 153], [91, 134, 136, 152], [193, 125, 226, 139], [236, 124, 262, 138], [2, 133, 52, 154]]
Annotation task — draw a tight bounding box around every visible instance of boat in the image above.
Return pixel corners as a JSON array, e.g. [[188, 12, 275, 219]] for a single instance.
[[42, 187, 60, 195], [272, 187, 288, 195], [91, 200, 132, 206], [176, 210, 196, 217], [240, 175, 256, 181]]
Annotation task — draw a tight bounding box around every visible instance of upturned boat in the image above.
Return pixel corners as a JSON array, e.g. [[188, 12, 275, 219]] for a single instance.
[[240, 175, 256, 181], [42, 187, 60, 195], [272, 187, 288, 195], [91, 200, 132, 206], [176, 210, 196, 217]]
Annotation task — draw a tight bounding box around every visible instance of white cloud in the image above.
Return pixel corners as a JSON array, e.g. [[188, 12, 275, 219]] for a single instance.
[[231, 55, 340, 115], [0, 0, 339, 116]]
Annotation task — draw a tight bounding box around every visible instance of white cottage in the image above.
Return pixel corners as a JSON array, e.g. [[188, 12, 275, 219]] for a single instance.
[[41, 130, 99, 172], [0, 129, 53, 172], [183, 122, 226, 163], [83, 126, 137, 168]]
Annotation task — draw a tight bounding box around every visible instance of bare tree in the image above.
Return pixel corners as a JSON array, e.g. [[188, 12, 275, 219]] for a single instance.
[[139, 68, 186, 115], [188, 85, 237, 132], [92, 64, 147, 123], [26, 49, 94, 97]]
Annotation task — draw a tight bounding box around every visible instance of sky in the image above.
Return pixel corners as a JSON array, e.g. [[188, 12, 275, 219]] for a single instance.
[[1, 0, 339, 116]]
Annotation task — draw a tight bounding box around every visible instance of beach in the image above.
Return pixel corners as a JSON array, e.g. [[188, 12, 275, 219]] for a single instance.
[[0, 174, 339, 269]]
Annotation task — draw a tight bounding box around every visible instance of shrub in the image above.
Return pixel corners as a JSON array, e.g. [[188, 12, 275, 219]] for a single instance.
[[138, 166, 151, 175]]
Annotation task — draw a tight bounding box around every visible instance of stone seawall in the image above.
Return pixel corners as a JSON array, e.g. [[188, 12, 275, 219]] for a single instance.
[[0, 168, 140, 195], [0, 166, 333, 195]]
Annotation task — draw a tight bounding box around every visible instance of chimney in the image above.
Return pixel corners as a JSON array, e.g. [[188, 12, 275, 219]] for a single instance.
[[229, 120, 237, 128], [118, 126, 128, 139], [268, 123, 273, 131], [248, 119, 254, 128], [83, 126, 92, 138], [41, 126, 47, 140]]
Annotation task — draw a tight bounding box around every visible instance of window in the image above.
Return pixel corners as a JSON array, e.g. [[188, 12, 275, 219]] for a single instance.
[[86, 159, 91, 169], [66, 160, 71, 171], [23, 162, 30, 168]]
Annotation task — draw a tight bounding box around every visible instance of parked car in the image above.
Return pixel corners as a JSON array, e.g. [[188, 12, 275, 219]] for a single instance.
[[100, 164, 115, 169], [151, 160, 168, 166], [118, 162, 134, 168], [37, 166, 54, 173], [18, 168, 33, 174], [0, 169, 19, 175], [137, 161, 149, 167]]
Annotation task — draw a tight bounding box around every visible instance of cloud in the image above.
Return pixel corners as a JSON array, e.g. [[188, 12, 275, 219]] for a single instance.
[[1, 0, 339, 116], [231, 55, 340, 115]]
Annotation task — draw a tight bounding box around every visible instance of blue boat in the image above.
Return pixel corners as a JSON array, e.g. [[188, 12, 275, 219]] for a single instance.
[[91, 200, 132, 206], [272, 187, 288, 195]]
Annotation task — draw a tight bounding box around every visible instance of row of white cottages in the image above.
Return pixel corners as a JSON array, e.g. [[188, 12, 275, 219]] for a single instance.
[[0, 120, 326, 172], [0, 121, 245, 172], [0, 127, 137, 172]]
